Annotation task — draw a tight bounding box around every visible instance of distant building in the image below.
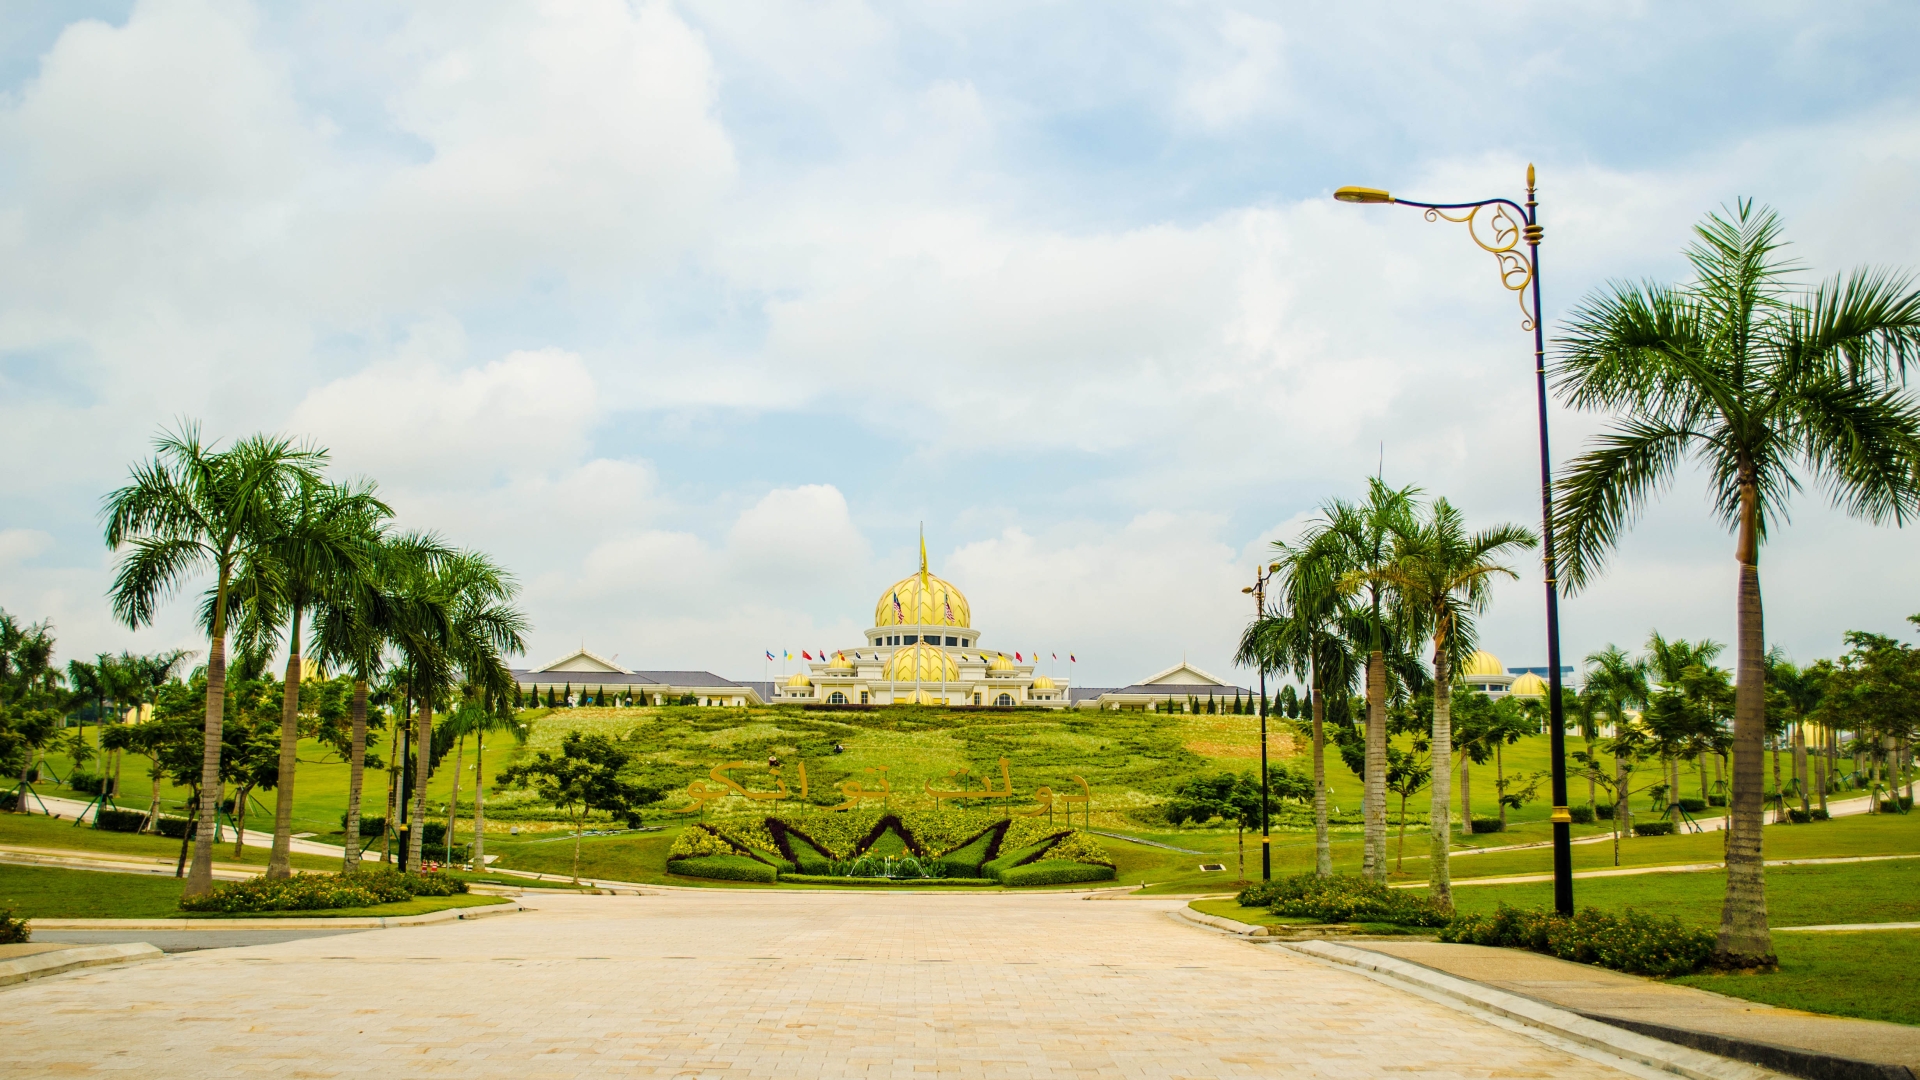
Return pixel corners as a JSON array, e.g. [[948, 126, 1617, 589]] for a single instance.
[[1071, 661, 1252, 712], [1459, 651, 1574, 699], [511, 648, 761, 708]]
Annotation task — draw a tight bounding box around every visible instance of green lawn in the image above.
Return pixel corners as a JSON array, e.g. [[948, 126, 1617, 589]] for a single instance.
[[1672, 932, 1920, 1027], [0, 812, 341, 871], [0, 864, 508, 920]]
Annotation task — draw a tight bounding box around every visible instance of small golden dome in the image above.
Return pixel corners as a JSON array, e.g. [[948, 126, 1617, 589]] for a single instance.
[[786, 672, 813, 688], [1031, 675, 1056, 690], [988, 654, 1015, 672], [1508, 672, 1548, 697], [1460, 650, 1504, 678], [882, 642, 959, 683], [826, 653, 853, 671]]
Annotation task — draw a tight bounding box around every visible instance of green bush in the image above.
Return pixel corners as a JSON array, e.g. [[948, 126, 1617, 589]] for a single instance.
[[177, 868, 465, 913], [1633, 821, 1675, 837], [1470, 818, 1504, 834], [94, 808, 148, 833], [1439, 903, 1713, 976], [1567, 805, 1595, 825], [0, 908, 28, 944], [155, 816, 192, 839], [1262, 873, 1451, 927], [1593, 803, 1614, 820], [667, 855, 779, 883], [1235, 879, 1286, 907], [998, 859, 1116, 887], [1676, 798, 1707, 813], [778, 874, 996, 887], [1787, 807, 1831, 823], [1879, 796, 1913, 813], [67, 771, 111, 796], [980, 835, 1068, 880], [340, 813, 387, 837], [1707, 794, 1727, 807]]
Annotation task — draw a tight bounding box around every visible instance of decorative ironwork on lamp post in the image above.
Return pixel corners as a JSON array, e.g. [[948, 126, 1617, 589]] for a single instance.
[[1332, 165, 1574, 915], [1243, 560, 1281, 881]]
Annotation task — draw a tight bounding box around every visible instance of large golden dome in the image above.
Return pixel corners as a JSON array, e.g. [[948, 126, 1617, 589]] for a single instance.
[[1460, 651, 1504, 678], [1508, 672, 1548, 697], [882, 642, 960, 683], [874, 538, 971, 628]]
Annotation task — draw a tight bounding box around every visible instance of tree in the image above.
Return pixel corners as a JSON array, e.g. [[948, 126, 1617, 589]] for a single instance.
[[1767, 654, 1826, 816], [1167, 767, 1306, 883], [1584, 644, 1650, 835], [1552, 201, 1920, 966], [1372, 497, 1534, 908], [1820, 631, 1920, 805], [1448, 689, 1498, 836], [498, 731, 654, 882], [1487, 697, 1539, 828], [102, 425, 325, 896]]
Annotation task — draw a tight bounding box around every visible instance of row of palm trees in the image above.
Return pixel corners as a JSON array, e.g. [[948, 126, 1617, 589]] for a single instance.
[[1245, 201, 1920, 968], [102, 424, 529, 897]]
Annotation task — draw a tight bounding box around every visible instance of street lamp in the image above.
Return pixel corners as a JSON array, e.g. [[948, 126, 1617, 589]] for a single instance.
[[1243, 560, 1281, 881], [1333, 164, 1573, 915]]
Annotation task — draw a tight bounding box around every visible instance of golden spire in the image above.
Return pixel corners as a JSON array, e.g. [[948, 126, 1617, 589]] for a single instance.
[[919, 523, 929, 594]]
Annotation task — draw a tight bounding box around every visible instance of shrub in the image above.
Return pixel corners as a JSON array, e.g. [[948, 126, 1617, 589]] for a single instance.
[[0, 908, 28, 944], [1236, 879, 1286, 907], [668, 825, 740, 859], [1262, 873, 1451, 927], [1787, 807, 1831, 823], [0, 792, 15, 812], [1633, 821, 1675, 837], [1470, 818, 1504, 834], [95, 808, 149, 833], [155, 816, 192, 839], [1566, 805, 1595, 825], [1593, 803, 1614, 820], [1676, 798, 1707, 813], [67, 771, 111, 796], [340, 813, 386, 837], [178, 868, 466, 913], [667, 854, 779, 883], [1879, 796, 1913, 813], [1040, 831, 1114, 868], [1440, 903, 1713, 976], [1707, 794, 1727, 807], [998, 859, 1116, 887]]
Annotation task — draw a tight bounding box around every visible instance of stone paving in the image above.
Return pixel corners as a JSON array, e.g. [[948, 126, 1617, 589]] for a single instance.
[[1, 890, 1645, 1078]]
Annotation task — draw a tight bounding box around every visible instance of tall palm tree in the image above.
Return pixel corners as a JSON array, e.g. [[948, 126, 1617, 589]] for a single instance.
[[1373, 498, 1535, 908], [102, 425, 325, 897], [1314, 479, 1421, 881], [1585, 645, 1650, 834], [1553, 201, 1920, 966], [240, 475, 390, 879]]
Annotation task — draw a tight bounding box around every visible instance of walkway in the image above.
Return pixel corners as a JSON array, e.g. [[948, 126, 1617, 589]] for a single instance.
[[21, 794, 372, 861], [2, 891, 1654, 1078]]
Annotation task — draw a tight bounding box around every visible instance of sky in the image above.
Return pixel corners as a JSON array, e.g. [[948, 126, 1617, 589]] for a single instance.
[[3, 0, 1919, 690]]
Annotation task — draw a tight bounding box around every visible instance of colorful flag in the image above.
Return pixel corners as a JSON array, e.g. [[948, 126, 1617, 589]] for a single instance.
[[1015, 652, 1022, 661], [1051, 653, 1057, 660], [943, 597, 954, 624], [765, 651, 775, 661], [1070, 654, 1077, 662], [892, 591, 904, 623], [784, 650, 792, 660], [802, 651, 813, 660]]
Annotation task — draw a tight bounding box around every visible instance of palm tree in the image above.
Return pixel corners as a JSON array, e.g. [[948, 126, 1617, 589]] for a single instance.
[[1585, 645, 1650, 835], [1373, 498, 1535, 908], [1553, 201, 1920, 966], [240, 475, 389, 879], [1314, 479, 1422, 881], [102, 425, 325, 896]]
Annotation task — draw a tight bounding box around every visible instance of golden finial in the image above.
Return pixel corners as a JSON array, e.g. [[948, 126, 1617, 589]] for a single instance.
[[1527, 163, 1536, 191]]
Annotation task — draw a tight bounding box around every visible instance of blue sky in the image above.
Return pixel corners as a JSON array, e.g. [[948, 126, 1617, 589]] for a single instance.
[[3, 0, 1918, 688]]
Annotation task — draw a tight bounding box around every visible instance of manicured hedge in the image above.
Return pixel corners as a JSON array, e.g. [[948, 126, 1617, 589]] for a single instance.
[[1261, 873, 1451, 927], [94, 808, 149, 832], [1440, 903, 1713, 976], [979, 834, 1067, 880], [1676, 798, 1707, 813], [996, 860, 1115, 887], [1787, 808, 1831, 823], [1594, 803, 1614, 820], [178, 868, 466, 914], [155, 816, 192, 839], [780, 874, 997, 887], [667, 855, 779, 883], [341, 813, 387, 837], [1566, 805, 1595, 825], [1470, 818, 1504, 834], [1632, 821, 1675, 837], [1707, 795, 1727, 807], [1879, 796, 1913, 813]]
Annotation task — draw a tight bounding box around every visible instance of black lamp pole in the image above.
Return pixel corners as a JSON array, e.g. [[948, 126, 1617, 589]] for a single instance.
[[1243, 561, 1280, 881], [1333, 165, 1573, 915]]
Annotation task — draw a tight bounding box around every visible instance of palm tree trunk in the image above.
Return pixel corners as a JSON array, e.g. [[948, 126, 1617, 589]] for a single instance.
[[1793, 723, 1809, 815], [232, 784, 251, 859], [1460, 754, 1472, 837], [1771, 740, 1783, 823], [445, 733, 466, 865], [1428, 643, 1452, 909], [1396, 790, 1409, 872], [144, 761, 162, 833], [1817, 725, 1830, 813], [408, 693, 432, 868], [1716, 482, 1774, 967], [472, 728, 487, 868], [1236, 822, 1244, 885], [1495, 740, 1507, 828], [267, 605, 305, 879], [1311, 673, 1330, 877], [1699, 752, 1710, 802], [383, 691, 406, 864], [185, 579, 231, 898], [342, 679, 369, 872], [1365, 650, 1387, 881]]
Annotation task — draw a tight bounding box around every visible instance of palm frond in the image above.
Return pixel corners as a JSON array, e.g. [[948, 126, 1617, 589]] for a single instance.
[[1551, 418, 1692, 593]]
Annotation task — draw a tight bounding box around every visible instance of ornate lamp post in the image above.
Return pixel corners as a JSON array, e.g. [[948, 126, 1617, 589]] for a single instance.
[[1332, 165, 1573, 915], [1243, 560, 1281, 881]]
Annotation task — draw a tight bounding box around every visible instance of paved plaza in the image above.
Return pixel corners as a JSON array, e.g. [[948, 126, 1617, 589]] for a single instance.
[[2, 890, 1654, 1078]]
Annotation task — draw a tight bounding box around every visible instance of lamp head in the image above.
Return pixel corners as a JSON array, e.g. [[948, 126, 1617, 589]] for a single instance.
[[1268, 561, 1281, 572], [1241, 586, 1254, 594], [1333, 186, 1393, 205]]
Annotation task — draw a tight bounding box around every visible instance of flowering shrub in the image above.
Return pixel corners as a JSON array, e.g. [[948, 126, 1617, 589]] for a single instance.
[[0, 908, 28, 944], [178, 868, 467, 913], [668, 825, 740, 859], [1260, 873, 1451, 927], [1041, 831, 1113, 868], [1439, 903, 1714, 976]]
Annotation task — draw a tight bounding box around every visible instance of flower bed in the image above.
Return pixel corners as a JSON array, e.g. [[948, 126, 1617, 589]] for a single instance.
[[1237, 873, 1450, 927], [178, 868, 467, 914], [1439, 903, 1714, 976]]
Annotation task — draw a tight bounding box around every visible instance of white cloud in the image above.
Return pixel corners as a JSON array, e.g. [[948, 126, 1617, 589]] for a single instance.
[[1178, 10, 1289, 131]]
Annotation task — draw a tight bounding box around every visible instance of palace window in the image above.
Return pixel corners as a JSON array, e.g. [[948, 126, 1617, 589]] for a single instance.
[[903, 635, 918, 644], [973, 693, 982, 705], [860, 691, 870, 704], [828, 691, 847, 704], [995, 693, 1013, 706], [944, 636, 957, 646]]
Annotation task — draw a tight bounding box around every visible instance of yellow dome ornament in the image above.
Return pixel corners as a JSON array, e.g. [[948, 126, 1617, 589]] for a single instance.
[[988, 653, 1016, 673], [1508, 672, 1548, 697], [826, 652, 853, 671], [1460, 650, 1504, 678], [1031, 675, 1056, 690], [786, 672, 813, 688], [874, 531, 971, 628], [883, 642, 960, 683]]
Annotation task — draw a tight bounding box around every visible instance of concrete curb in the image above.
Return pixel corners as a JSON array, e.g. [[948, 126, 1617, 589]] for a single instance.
[[0, 943, 164, 988], [1176, 906, 1269, 936], [1281, 939, 1782, 1080], [31, 901, 527, 931]]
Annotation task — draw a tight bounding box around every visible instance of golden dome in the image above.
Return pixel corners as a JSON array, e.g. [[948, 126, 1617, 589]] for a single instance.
[[882, 642, 960, 683], [826, 653, 853, 671], [988, 653, 1016, 672], [874, 538, 970, 628], [1031, 675, 1056, 690], [1460, 650, 1504, 678], [1508, 672, 1548, 697], [785, 672, 813, 688]]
